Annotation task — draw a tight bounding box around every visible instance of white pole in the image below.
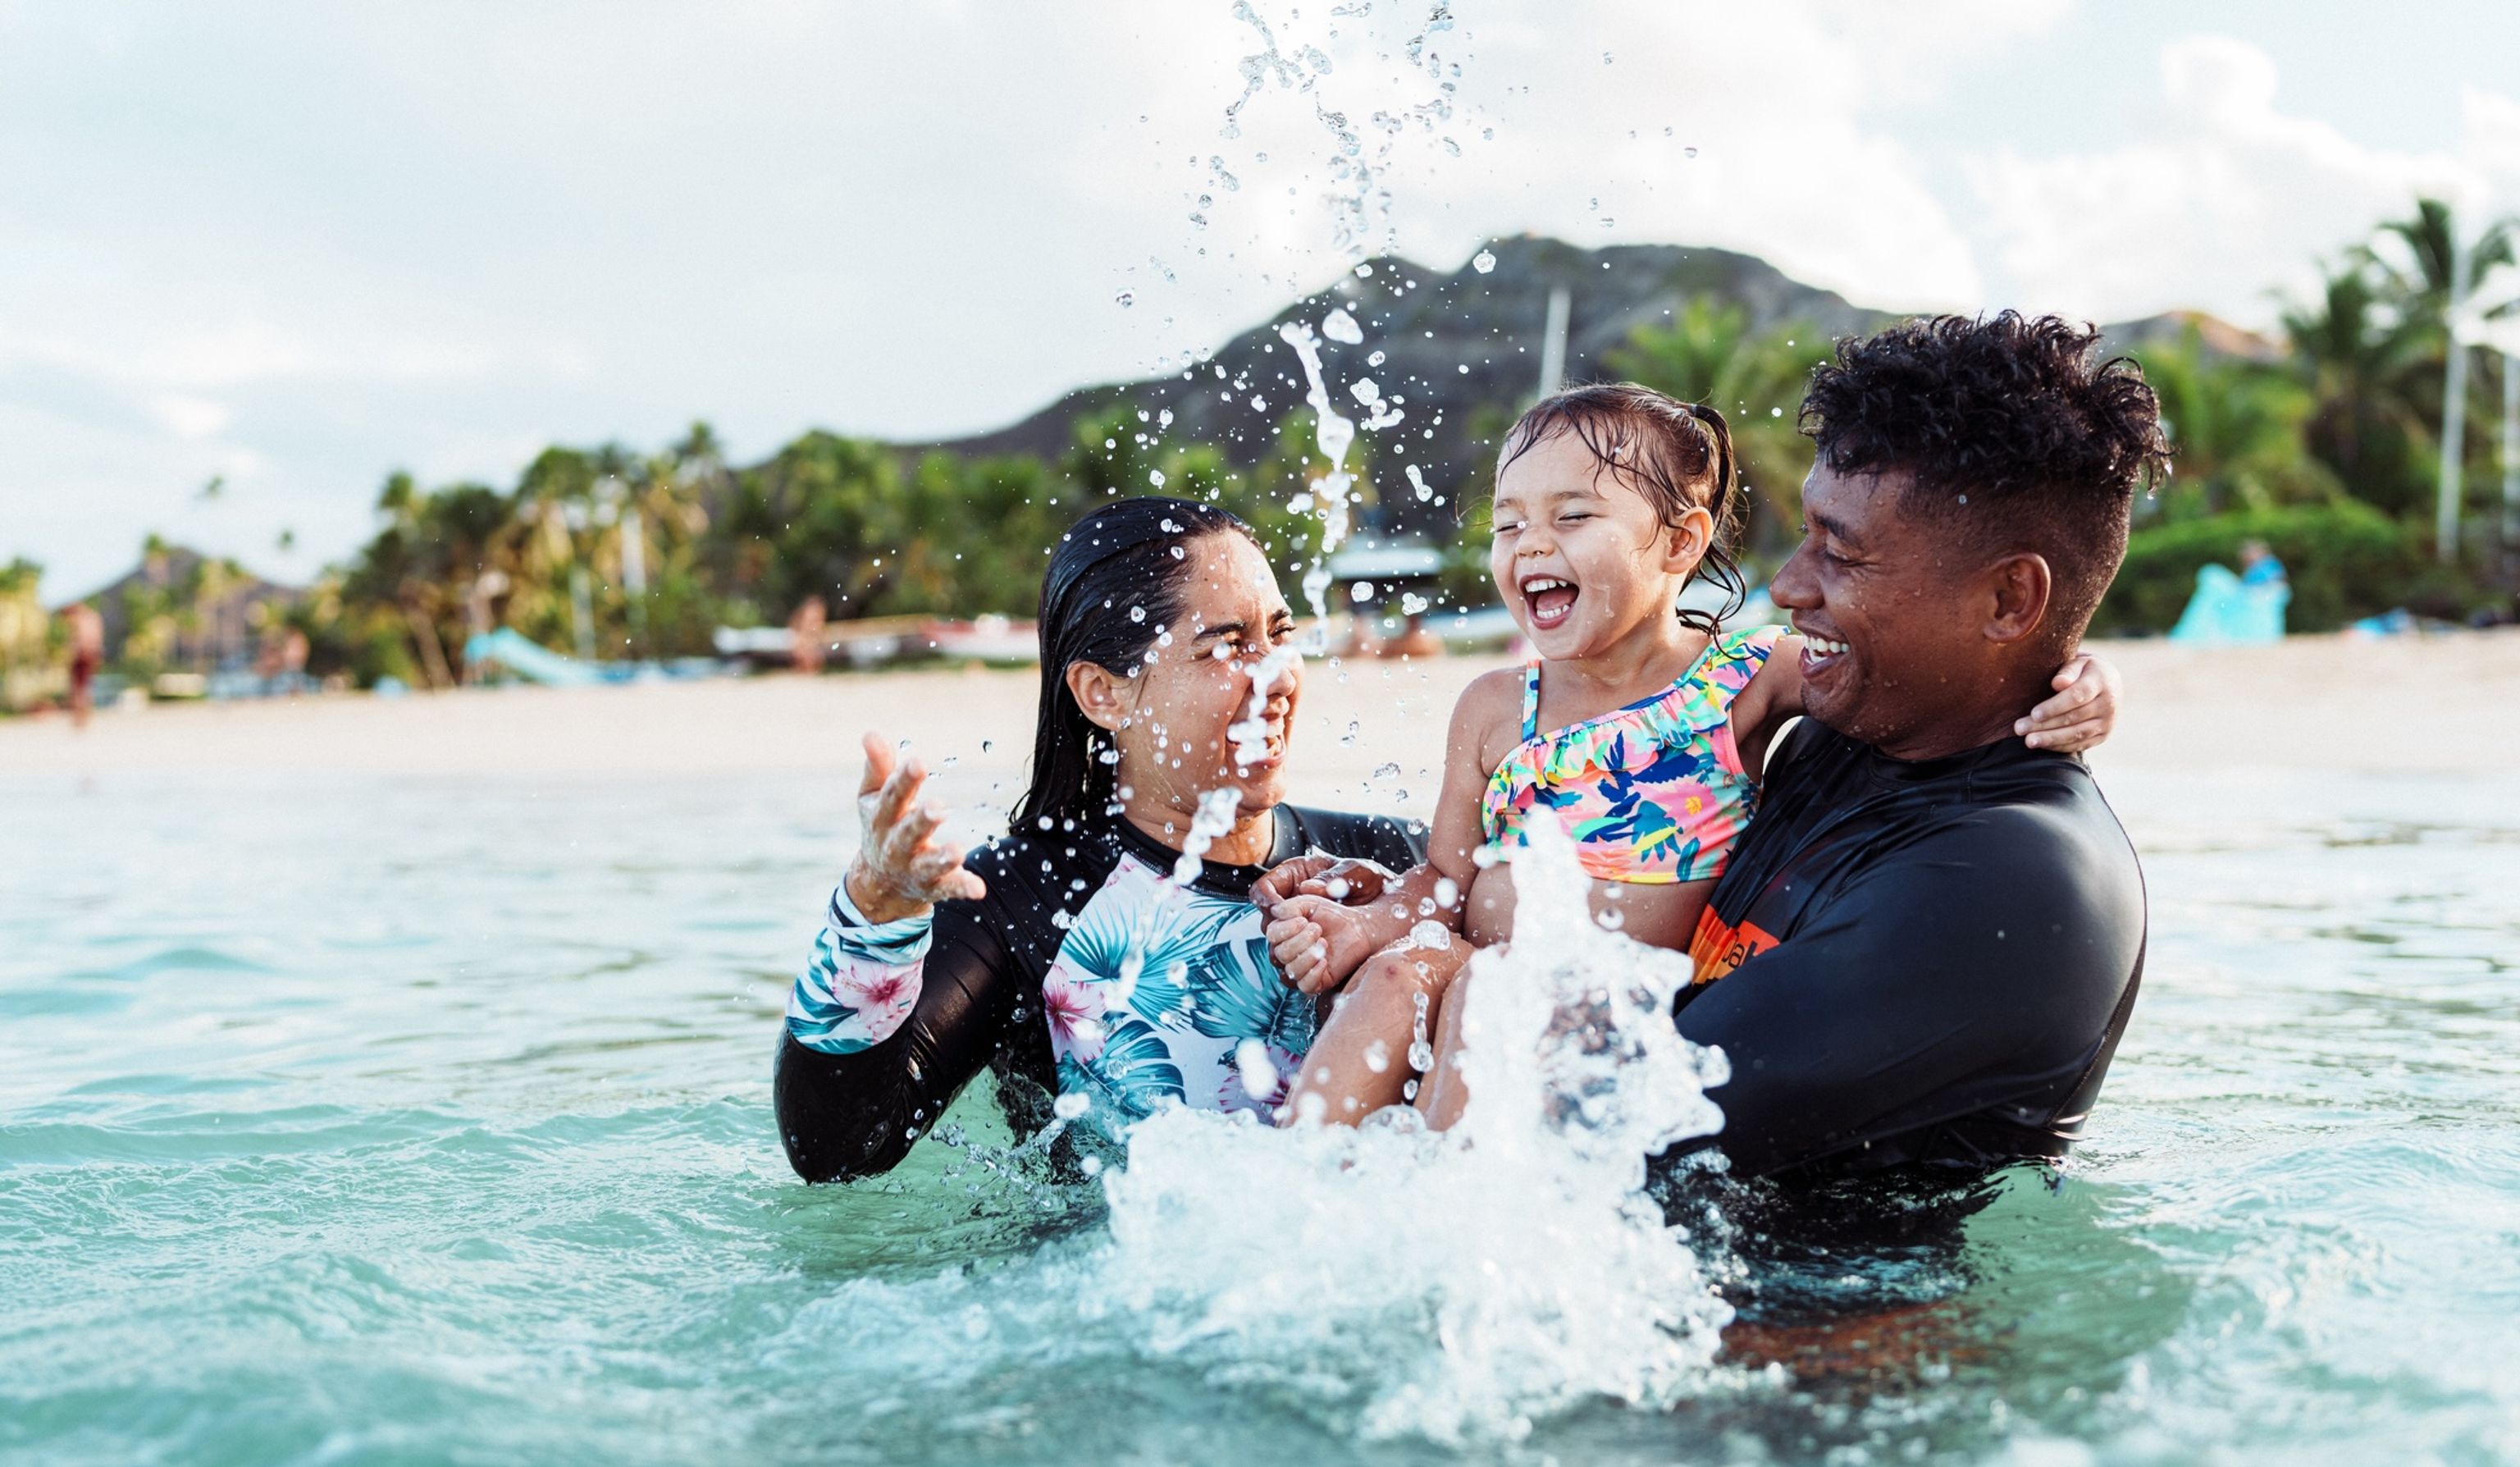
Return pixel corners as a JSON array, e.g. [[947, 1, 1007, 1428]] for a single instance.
[[2436, 226, 2473, 563], [1537, 286, 1571, 400], [2503, 352, 2519, 581]]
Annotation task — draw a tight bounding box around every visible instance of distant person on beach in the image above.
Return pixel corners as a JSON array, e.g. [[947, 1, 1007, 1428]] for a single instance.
[[1274, 315, 2162, 1181], [65, 601, 103, 729], [2239, 537, 2287, 592], [788, 596, 828, 676], [773, 498, 1423, 1181], [1263, 381, 2122, 1134]]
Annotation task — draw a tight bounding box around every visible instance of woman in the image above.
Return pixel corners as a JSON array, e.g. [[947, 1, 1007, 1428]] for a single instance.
[[774, 497, 1424, 1182]]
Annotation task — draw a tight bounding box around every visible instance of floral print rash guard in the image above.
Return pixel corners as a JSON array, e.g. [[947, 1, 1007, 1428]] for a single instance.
[[774, 806, 1424, 1181]]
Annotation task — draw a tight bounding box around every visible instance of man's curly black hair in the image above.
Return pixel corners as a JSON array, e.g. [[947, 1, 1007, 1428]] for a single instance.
[[1799, 312, 2171, 651]]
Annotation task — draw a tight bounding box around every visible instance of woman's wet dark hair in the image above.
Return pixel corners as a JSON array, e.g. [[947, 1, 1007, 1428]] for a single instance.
[[1014, 496, 1259, 831], [1498, 382, 1746, 633]]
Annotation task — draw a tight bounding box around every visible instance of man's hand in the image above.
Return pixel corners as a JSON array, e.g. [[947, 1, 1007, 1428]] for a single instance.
[[845, 731, 986, 924], [2016, 652, 2120, 753]]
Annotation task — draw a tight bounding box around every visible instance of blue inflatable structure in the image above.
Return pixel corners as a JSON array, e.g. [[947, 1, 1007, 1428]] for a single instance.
[[462, 628, 610, 686], [2167, 561, 2289, 647]]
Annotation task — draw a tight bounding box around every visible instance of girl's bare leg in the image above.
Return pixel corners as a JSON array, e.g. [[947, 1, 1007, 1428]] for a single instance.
[[1281, 932, 1471, 1127], [1413, 967, 1479, 1130]]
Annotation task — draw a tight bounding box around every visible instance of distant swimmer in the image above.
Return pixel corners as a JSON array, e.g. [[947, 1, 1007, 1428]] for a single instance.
[[65, 601, 103, 730]]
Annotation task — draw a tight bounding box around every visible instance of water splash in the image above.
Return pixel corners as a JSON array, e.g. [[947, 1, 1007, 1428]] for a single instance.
[[1221, 1, 1466, 260], [1276, 319, 1358, 621], [1092, 820, 1737, 1442]]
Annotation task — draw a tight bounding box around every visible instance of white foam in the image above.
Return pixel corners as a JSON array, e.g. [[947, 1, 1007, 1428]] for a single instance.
[[1091, 821, 1737, 1442]]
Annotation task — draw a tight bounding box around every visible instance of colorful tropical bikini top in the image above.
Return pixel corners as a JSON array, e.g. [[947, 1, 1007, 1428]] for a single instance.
[[1480, 624, 1783, 884]]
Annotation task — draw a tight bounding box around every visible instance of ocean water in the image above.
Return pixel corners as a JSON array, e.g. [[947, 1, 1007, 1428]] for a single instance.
[[4, 756, 2517, 1465]]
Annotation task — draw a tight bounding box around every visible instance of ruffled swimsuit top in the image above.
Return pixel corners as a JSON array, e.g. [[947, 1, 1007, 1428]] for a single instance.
[[1479, 624, 1783, 884]]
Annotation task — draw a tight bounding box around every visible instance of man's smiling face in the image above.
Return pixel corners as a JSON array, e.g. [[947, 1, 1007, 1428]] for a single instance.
[[1769, 461, 1998, 758]]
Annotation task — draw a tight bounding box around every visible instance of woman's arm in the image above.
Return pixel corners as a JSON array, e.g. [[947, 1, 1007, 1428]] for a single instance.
[[773, 733, 1017, 1183], [774, 868, 1023, 1181]]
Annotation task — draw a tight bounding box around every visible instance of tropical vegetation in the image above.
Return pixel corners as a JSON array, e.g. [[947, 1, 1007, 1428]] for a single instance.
[[6, 196, 2516, 705]]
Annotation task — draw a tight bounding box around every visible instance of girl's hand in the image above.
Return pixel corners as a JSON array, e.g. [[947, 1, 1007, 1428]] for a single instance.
[[845, 732, 986, 924], [2016, 652, 2121, 753], [1265, 895, 1386, 995]]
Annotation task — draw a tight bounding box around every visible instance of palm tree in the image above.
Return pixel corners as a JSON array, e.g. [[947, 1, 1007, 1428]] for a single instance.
[[2136, 325, 2340, 523], [2367, 197, 2514, 306], [2280, 263, 2436, 517], [1603, 301, 1830, 555]]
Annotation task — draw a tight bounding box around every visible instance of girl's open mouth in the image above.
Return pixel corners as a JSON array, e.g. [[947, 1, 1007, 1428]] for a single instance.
[[1521, 575, 1578, 633]]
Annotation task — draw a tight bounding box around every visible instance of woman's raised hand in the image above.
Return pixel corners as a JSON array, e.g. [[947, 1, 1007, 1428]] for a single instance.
[[845, 732, 987, 924]]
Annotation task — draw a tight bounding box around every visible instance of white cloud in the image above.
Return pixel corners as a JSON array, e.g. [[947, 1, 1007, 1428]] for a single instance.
[[0, 2, 2507, 595], [1961, 35, 2516, 327], [152, 394, 229, 440]]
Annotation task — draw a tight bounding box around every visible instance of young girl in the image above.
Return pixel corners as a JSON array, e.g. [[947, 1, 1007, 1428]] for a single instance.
[[1266, 383, 2117, 1127]]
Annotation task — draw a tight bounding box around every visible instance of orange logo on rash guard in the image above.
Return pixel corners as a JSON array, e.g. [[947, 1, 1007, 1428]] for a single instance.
[[1689, 906, 1779, 985]]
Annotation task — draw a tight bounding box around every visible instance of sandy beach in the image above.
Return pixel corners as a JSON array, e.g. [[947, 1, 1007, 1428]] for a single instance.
[[5, 628, 2513, 798]]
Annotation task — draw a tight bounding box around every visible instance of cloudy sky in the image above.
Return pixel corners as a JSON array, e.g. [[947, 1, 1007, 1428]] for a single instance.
[[6, 0, 2518, 596]]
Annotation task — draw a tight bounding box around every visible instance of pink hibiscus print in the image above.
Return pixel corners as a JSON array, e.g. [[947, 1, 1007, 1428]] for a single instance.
[[1040, 966, 1109, 1063], [1216, 1043, 1299, 1117], [833, 962, 921, 1042]]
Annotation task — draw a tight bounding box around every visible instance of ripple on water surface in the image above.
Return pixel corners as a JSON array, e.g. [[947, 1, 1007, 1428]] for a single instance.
[[3, 765, 2518, 1465]]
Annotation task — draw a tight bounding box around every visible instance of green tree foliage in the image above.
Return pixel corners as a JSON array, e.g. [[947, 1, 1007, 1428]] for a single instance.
[[2130, 325, 2341, 522], [2093, 501, 2418, 635], [1603, 299, 1830, 555], [272, 195, 2520, 681]]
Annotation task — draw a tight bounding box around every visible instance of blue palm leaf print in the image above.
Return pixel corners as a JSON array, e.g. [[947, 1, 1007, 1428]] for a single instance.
[[785, 998, 863, 1051], [1057, 1012, 1188, 1119], [1116, 903, 1241, 1024], [1180, 935, 1316, 1053], [1059, 871, 1236, 1003], [1634, 741, 1711, 785]]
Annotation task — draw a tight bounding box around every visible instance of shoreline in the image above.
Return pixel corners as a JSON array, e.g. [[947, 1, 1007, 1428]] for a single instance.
[[4, 629, 2513, 791]]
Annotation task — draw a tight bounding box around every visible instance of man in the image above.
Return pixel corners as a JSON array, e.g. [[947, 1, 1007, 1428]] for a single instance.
[[1677, 312, 2165, 1179]]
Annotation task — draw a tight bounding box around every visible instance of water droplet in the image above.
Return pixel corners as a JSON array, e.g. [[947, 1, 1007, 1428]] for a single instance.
[[1115, 290, 1135, 308], [1684, 146, 1699, 158], [1322, 307, 1364, 344], [1602, 51, 1614, 64], [1367, 349, 1386, 366], [981, 739, 993, 752], [1373, 761, 1402, 780], [1129, 605, 1147, 623], [1149, 468, 1167, 487], [1471, 249, 1497, 274]]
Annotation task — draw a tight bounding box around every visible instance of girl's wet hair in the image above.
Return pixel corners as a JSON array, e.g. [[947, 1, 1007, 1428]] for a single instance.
[[1016, 496, 1259, 830], [1498, 383, 1746, 633]]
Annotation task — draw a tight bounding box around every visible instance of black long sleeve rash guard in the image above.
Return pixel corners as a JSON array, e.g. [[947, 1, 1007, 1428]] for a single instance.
[[774, 804, 1423, 1183], [1675, 720, 2148, 1181]]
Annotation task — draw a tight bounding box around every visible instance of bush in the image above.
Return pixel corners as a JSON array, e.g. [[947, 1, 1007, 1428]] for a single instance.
[[2093, 502, 2420, 635]]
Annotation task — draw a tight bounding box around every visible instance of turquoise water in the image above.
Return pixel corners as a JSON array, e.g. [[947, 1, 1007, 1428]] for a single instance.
[[5, 761, 2517, 1464]]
